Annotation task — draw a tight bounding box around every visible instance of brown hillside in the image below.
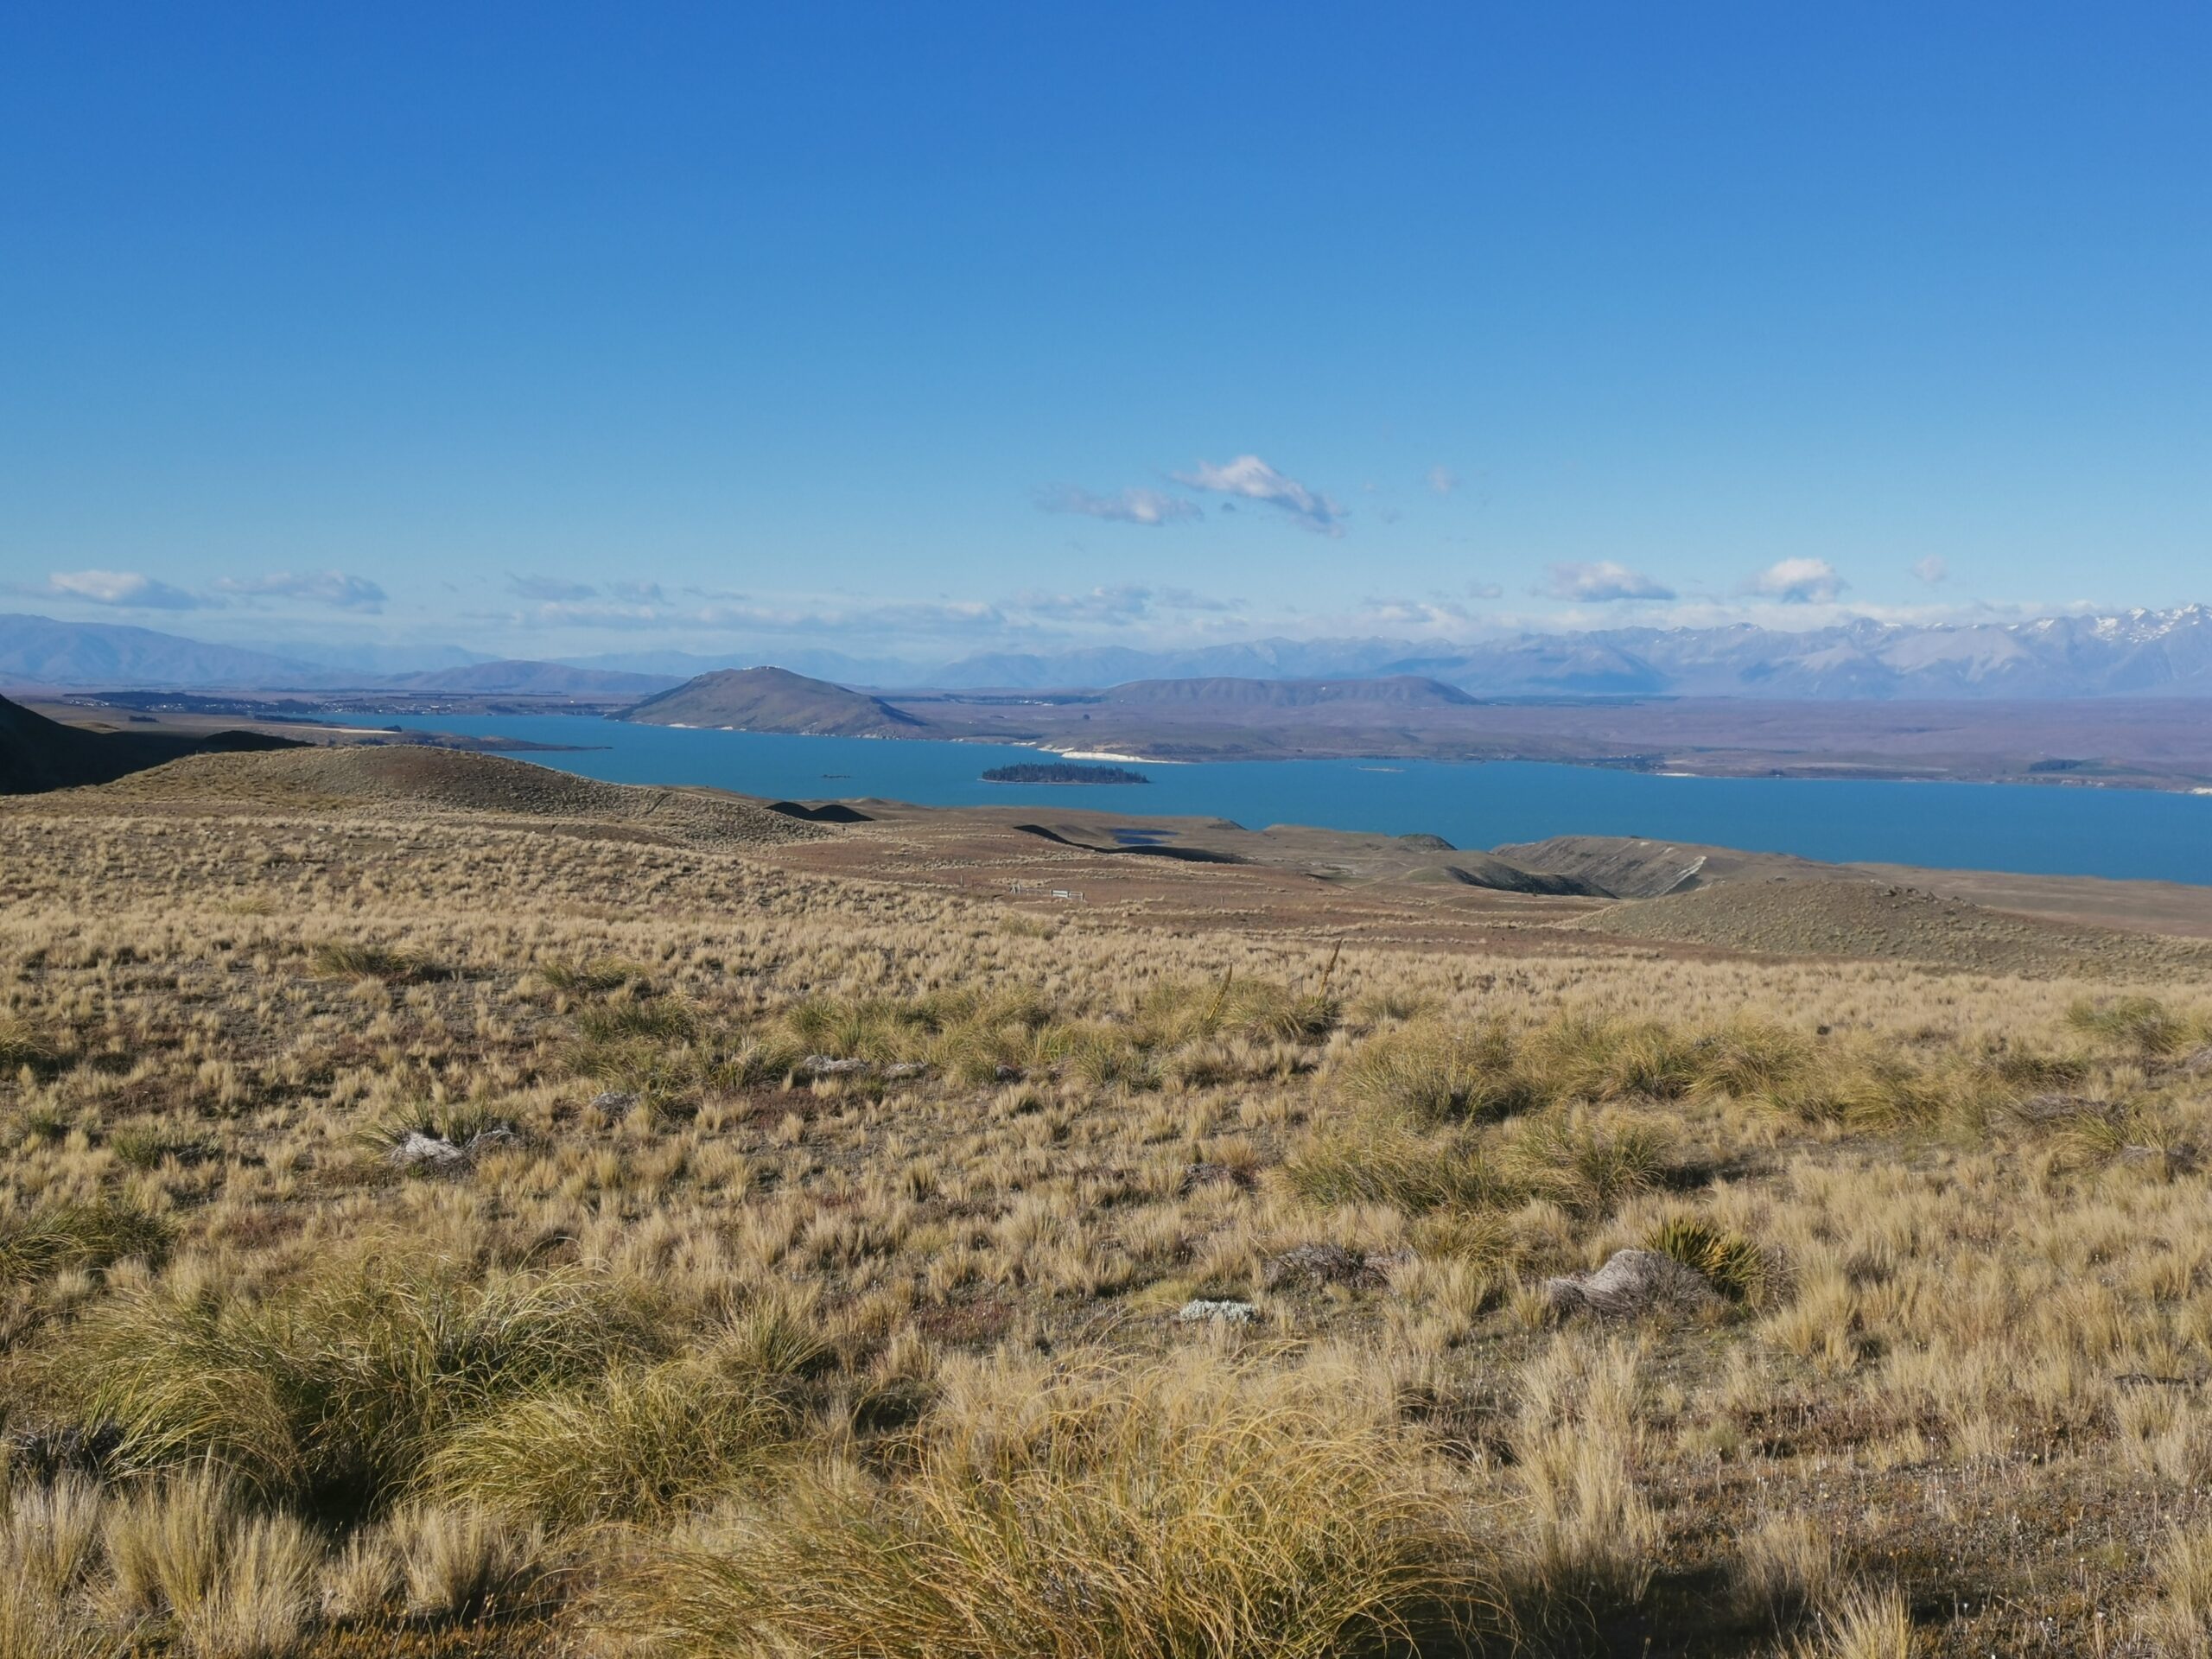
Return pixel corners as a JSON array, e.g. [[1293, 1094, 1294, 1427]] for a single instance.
[[1567, 876, 2211, 976], [619, 667, 925, 737], [68, 743, 825, 849]]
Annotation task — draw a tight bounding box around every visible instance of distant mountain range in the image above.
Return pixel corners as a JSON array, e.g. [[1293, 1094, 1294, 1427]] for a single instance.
[[5, 605, 2212, 700], [927, 607, 2212, 697]]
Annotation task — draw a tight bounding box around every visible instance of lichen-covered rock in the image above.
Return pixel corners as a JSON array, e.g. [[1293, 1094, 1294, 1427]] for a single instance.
[[1541, 1248, 1723, 1321], [1264, 1243, 1387, 1291], [387, 1131, 468, 1171], [1175, 1298, 1258, 1325]]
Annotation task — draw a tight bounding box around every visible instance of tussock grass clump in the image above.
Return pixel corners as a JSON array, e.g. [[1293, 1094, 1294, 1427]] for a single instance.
[[1731, 1511, 1840, 1630], [108, 1126, 219, 1171], [0, 1198, 171, 1289], [1685, 1020, 1811, 1099], [1513, 1335, 1655, 1618], [1338, 1020, 1536, 1124], [1644, 1214, 1767, 1303], [1788, 1585, 1916, 1659], [0, 1015, 55, 1074], [2137, 1522, 2212, 1656], [67, 1250, 657, 1507], [1, 1475, 114, 1658], [309, 941, 438, 984], [389, 1503, 546, 1621], [424, 1357, 800, 1529], [538, 957, 653, 995], [2068, 995, 2196, 1058], [1139, 973, 1338, 1048], [606, 1352, 1503, 1658], [1526, 1014, 1701, 1105], [1282, 1116, 1505, 1213], [1502, 1117, 1675, 1217], [105, 1467, 321, 1658], [575, 994, 697, 1046]]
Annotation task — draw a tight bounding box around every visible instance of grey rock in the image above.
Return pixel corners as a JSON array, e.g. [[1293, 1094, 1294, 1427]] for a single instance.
[[387, 1131, 467, 1171], [589, 1090, 640, 1112], [1181, 1161, 1243, 1193], [1541, 1248, 1724, 1322], [1264, 1243, 1386, 1291], [883, 1061, 929, 1080], [2012, 1092, 2119, 1124], [386, 1126, 517, 1173], [802, 1054, 873, 1076], [1174, 1298, 1258, 1325]]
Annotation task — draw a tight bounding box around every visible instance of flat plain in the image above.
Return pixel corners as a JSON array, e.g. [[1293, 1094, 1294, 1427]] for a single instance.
[[6, 747, 2212, 1656]]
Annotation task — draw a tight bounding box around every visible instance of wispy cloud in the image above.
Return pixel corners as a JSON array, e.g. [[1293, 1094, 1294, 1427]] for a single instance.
[[1538, 561, 1675, 602], [1007, 585, 1240, 626], [1426, 465, 1458, 496], [1912, 555, 1949, 586], [1033, 485, 1200, 526], [1740, 557, 1847, 604], [46, 569, 206, 610], [507, 575, 599, 601], [216, 570, 386, 612], [1173, 454, 1346, 535]]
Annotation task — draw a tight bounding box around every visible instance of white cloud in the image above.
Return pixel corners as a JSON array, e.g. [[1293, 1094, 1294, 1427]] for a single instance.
[[47, 569, 205, 610], [1427, 465, 1458, 495], [1007, 585, 1240, 626], [1740, 557, 1847, 604], [506, 575, 599, 601], [1034, 485, 1201, 526], [1913, 555, 1949, 586], [1173, 454, 1346, 535], [1538, 561, 1675, 603], [217, 570, 387, 612], [1012, 585, 1157, 624]]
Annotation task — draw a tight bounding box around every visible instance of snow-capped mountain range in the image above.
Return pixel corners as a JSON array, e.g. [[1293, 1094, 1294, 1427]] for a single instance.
[[4, 607, 2212, 700], [926, 607, 2212, 698]]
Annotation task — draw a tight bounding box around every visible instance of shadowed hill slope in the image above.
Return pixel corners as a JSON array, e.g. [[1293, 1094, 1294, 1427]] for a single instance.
[[618, 667, 927, 737], [0, 693, 302, 795], [1496, 836, 1851, 898], [69, 743, 826, 848]]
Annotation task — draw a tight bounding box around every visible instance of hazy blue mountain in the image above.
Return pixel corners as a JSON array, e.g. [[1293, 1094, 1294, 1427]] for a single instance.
[[0, 613, 325, 689], [260, 640, 495, 677]]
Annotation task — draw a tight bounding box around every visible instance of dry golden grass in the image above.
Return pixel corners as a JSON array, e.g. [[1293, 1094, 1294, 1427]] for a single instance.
[[3, 780, 2211, 1656]]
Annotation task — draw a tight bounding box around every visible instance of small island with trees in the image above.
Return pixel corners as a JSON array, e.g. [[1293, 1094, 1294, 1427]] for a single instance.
[[980, 761, 1150, 785]]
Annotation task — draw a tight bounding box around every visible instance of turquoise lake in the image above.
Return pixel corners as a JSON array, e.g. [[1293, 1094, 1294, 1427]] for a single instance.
[[370, 714, 2212, 887]]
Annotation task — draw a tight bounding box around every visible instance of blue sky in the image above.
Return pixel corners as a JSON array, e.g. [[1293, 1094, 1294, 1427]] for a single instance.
[[3, 3, 2206, 664]]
